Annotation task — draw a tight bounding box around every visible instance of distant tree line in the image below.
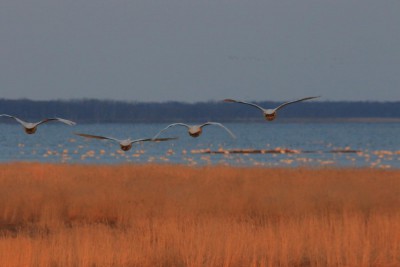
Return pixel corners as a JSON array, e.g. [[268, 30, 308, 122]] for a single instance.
[[0, 98, 399, 123]]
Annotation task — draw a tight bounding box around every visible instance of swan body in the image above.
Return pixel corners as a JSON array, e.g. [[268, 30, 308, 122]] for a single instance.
[[188, 125, 202, 137], [0, 114, 76, 134]]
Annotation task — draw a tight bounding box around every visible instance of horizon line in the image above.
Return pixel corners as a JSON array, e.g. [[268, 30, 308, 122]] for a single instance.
[[1, 98, 399, 104]]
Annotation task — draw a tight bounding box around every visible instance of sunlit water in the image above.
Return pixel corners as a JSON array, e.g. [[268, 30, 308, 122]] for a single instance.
[[1, 122, 399, 168]]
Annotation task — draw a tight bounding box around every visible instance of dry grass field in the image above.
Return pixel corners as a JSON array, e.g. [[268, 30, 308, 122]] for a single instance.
[[0, 163, 399, 267]]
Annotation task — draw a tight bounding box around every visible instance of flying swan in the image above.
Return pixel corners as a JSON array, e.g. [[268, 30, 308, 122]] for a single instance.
[[75, 133, 176, 151], [224, 96, 319, 121], [153, 122, 236, 139], [0, 114, 76, 134]]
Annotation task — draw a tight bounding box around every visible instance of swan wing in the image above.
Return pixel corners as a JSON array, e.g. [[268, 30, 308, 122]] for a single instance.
[[36, 118, 76, 126], [275, 96, 320, 111], [199, 122, 236, 139], [152, 123, 190, 139], [131, 137, 177, 144], [74, 133, 120, 143], [0, 114, 28, 126], [223, 99, 265, 112]]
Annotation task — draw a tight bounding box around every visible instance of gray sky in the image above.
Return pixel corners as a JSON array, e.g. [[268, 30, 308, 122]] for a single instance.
[[1, 0, 399, 102]]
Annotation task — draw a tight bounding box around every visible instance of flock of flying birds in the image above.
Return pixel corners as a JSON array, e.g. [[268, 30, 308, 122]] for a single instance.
[[0, 96, 319, 151]]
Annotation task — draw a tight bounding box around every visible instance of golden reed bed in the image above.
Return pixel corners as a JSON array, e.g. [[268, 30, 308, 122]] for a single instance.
[[0, 163, 399, 267]]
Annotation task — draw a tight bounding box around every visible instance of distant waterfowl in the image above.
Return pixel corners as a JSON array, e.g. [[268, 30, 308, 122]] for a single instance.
[[75, 133, 176, 151], [0, 114, 76, 134], [224, 96, 319, 121], [153, 122, 236, 139]]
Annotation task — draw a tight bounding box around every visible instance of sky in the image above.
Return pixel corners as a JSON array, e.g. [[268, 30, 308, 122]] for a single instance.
[[1, 0, 399, 102]]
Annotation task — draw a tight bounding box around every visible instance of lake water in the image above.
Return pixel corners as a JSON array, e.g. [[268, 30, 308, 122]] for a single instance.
[[0, 122, 399, 168]]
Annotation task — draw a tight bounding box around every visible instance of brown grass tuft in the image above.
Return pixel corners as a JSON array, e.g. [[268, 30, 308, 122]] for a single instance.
[[0, 163, 399, 266]]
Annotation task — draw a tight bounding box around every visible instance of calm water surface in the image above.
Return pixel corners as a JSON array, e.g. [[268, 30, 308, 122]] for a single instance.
[[0, 122, 399, 168]]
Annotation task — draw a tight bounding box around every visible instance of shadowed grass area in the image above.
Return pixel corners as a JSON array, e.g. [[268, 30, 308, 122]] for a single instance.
[[0, 163, 399, 266]]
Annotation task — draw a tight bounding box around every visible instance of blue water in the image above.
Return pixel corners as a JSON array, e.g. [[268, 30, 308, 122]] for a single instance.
[[1, 122, 399, 168]]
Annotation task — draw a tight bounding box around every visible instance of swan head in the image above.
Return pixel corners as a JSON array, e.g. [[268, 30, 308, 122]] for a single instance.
[[188, 126, 202, 138], [24, 127, 37, 134], [264, 110, 276, 121]]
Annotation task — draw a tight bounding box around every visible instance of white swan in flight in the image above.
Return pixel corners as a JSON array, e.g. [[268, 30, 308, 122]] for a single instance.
[[224, 96, 319, 121], [75, 133, 176, 151], [153, 122, 236, 139], [0, 114, 76, 134]]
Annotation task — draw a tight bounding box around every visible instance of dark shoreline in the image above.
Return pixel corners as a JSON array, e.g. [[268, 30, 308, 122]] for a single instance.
[[1, 98, 399, 123]]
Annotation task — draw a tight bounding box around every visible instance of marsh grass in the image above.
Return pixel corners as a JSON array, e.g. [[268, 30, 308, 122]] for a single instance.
[[0, 163, 399, 266]]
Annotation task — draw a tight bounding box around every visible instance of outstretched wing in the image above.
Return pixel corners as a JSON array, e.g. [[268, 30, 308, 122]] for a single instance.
[[275, 96, 320, 111], [131, 137, 178, 144], [0, 114, 28, 126], [152, 123, 190, 139], [223, 99, 265, 112], [37, 118, 76, 126], [74, 133, 120, 143], [199, 122, 236, 139], [152, 137, 178, 142]]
